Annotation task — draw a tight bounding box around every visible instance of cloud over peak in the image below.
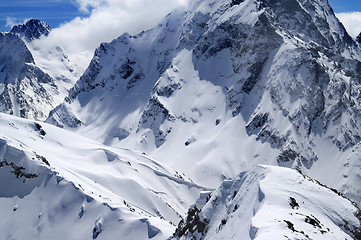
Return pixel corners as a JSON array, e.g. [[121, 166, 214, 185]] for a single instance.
[[35, 0, 188, 59], [28, 0, 189, 78], [336, 12, 361, 39]]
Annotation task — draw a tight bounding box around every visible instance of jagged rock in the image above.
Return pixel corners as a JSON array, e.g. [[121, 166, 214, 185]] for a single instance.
[[231, 0, 245, 6], [246, 113, 269, 135], [10, 19, 51, 41]]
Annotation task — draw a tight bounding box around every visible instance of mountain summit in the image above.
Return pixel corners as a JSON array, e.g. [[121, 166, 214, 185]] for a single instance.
[[10, 19, 51, 41]]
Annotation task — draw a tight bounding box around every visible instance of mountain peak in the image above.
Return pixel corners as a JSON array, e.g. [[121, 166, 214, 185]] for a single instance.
[[10, 19, 51, 41]]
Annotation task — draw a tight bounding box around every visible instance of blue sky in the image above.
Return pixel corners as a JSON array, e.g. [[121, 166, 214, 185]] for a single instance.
[[0, 0, 90, 32], [329, 0, 361, 12], [0, 0, 360, 33]]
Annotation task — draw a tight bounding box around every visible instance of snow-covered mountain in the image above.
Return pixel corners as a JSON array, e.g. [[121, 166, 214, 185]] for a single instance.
[[9, 19, 85, 84], [22, 21, 89, 89], [47, 0, 361, 207], [173, 165, 361, 239], [1, 0, 361, 239], [0, 32, 59, 120], [12, 19, 89, 101], [0, 19, 87, 121], [0, 112, 207, 239]]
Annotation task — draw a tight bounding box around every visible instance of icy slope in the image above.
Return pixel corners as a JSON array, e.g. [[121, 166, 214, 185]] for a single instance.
[[174, 165, 361, 240], [0, 113, 207, 239], [47, 0, 361, 205]]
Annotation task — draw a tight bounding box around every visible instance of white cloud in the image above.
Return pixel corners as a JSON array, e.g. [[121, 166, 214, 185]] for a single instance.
[[5, 17, 18, 28], [30, 0, 189, 72], [336, 12, 361, 39], [37, 0, 189, 53], [71, 0, 104, 13]]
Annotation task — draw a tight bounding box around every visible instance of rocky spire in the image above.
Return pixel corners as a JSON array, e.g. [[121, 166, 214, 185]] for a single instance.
[[10, 19, 51, 41]]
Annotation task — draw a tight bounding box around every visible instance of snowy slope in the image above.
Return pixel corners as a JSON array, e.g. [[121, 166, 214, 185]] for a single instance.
[[174, 165, 361, 240], [26, 35, 88, 92], [46, 0, 361, 208], [0, 113, 207, 239]]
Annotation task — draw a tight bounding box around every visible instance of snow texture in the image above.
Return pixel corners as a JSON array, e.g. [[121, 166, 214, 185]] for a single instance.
[[0, 113, 207, 239]]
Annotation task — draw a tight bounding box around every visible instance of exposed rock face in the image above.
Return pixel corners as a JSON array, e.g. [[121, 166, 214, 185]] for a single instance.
[[47, 0, 361, 206], [10, 19, 51, 41]]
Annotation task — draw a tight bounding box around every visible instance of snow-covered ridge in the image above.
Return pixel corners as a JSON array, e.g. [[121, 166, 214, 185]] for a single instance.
[[174, 165, 361, 239], [0, 113, 207, 239]]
